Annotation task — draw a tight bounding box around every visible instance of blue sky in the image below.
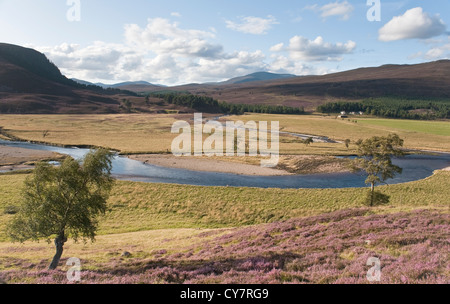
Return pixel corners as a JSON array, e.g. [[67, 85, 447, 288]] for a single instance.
[[1, 0, 449, 85]]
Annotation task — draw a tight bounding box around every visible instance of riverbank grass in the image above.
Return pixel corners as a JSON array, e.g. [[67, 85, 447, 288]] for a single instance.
[[1, 170, 449, 242]]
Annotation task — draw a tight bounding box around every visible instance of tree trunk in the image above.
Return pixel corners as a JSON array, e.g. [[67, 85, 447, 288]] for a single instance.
[[48, 233, 67, 270], [370, 183, 375, 207]]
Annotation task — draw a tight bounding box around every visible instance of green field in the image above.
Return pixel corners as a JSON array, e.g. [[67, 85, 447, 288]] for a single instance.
[[1, 170, 449, 242], [225, 114, 450, 153], [357, 118, 450, 136]]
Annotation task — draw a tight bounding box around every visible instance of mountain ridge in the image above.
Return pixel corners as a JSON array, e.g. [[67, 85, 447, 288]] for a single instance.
[[72, 72, 295, 91], [217, 71, 297, 85], [163, 59, 450, 110], [1, 43, 450, 113]]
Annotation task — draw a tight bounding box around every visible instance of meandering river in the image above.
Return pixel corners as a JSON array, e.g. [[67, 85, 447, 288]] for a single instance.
[[1, 139, 449, 189]]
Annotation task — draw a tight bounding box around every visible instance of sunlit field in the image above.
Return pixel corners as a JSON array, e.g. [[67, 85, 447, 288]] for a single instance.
[[0, 114, 183, 153], [1, 114, 449, 155], [225, 114, 450, 153]]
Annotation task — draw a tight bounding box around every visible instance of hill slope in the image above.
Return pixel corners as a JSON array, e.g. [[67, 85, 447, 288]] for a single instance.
[[109, 72, 296, 93], [166, 60, 450, 110], [72, 78, 169, 95], [0, 43, 132, 114], [219, 71, 297, 85]]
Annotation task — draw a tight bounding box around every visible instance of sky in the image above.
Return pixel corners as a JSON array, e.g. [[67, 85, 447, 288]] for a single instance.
[[1, 0, 449, 86]]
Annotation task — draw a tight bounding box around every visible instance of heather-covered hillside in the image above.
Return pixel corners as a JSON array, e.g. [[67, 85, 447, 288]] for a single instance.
[[1, 209, 448, 284]]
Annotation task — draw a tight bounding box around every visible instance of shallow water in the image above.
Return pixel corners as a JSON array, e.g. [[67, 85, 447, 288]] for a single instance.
[[1, 139, 449, 189]]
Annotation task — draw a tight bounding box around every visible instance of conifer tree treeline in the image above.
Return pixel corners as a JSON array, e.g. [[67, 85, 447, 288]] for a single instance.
[[150, 92, 305, 115], [317, 98, 450, 119]]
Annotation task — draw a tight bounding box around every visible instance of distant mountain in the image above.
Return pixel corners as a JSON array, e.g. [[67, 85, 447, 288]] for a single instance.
[[0, 43, 134, 114], [71, 78, 95, 86], [220, 72, 297, 85], [2, 43, 450, 113], [110, 72, 298, 93], [71, 79, 156, 88], [71, 79, 166, 92], [264, 60, 450, 99], [168, 60, 450, 110], [109, 81, 155, 88]]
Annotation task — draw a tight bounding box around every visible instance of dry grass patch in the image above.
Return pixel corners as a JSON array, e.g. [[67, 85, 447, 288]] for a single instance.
[[224, 114, 450, 153]]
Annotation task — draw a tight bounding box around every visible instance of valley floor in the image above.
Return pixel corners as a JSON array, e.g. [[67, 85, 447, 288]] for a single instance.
[[0, 113, 448, 284]]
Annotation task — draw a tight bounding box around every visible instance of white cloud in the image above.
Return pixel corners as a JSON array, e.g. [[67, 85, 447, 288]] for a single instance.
[[171, 12, 181, 17], [272, 36, 356, 61], [320, 1, 354, 20], [269, 54, 331, 76], [269, 43, 284, 52], [124, 18, 222, 58], [225, 15, 278, 35], [379, 7, 447, 42], [38, 42, 137, 81], [184, 51, 268, 83], [306, 1, 354, 21], [410, 38, 450, 60], [424, 44, 450, 60], [35, 18, 350, 85], [37, 18, 271, 85]]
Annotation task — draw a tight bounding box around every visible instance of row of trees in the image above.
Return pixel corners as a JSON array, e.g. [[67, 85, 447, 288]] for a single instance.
[[151, 93, 220, 112], [76, 83, 138, 97], [317, 98, 450, 119], [150, 93, 305, 115]]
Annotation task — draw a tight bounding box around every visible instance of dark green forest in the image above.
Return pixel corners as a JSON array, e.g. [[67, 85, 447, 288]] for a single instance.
[[317, 98, 450, 119], [150, 92, 305, 115]]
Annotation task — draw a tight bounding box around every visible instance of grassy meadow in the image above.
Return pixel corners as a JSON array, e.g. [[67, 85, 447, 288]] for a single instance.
[[224, 114, 450, 153], [1, 114, 449, 155], [1, 170, 449, 241], [0, 114, 183, 153], [357, 118, 450, 136]]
